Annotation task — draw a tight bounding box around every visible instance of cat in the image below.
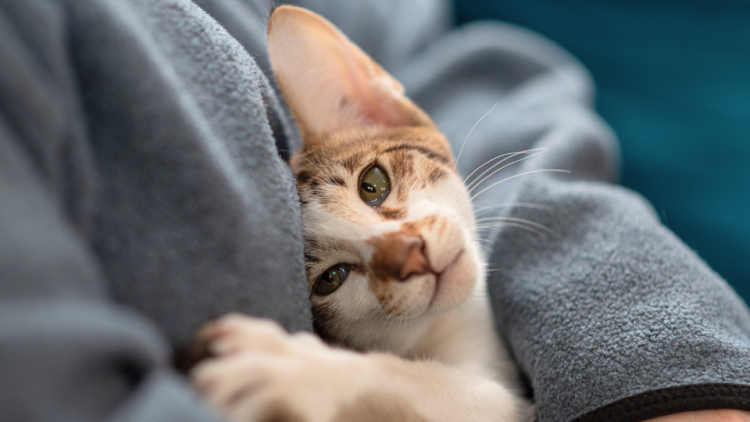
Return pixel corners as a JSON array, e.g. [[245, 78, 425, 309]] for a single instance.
[[190, 5, 533, 422]]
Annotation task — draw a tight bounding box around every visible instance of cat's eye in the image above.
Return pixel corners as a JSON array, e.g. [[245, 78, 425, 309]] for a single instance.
[[359, 166, 390, 206], [314, 263, 351, 295]]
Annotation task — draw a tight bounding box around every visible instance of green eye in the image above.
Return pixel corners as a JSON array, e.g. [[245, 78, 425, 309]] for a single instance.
[[314, 263, 351, 295], [359, 166, 390, 206]]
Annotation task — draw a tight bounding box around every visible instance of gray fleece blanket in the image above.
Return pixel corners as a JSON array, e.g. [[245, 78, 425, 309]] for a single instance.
[[1, 0, 749, 421]]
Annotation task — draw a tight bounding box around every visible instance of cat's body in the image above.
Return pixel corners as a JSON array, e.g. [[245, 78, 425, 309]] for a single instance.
[[192, 6, 532, 422]]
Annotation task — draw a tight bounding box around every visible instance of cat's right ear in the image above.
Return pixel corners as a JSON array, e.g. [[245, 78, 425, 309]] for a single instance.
[[267, 6, 434, 145]]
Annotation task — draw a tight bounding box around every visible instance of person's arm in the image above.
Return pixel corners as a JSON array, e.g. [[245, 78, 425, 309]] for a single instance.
[[0, 112, 225, 422], [0, 1, 230, 420]]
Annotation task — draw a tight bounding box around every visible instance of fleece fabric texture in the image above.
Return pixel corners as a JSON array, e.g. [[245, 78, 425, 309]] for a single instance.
[[0, 1, 749, 422]]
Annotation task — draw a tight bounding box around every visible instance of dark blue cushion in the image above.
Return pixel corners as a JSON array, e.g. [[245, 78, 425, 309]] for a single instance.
[[455, 0, 750, 300]]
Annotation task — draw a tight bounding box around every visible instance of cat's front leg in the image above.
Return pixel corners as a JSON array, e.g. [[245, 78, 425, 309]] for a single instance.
[[191, 314, 529, 422]]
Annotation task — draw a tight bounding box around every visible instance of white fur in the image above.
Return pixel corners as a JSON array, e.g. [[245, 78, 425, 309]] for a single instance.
[[193, 314, 530, 422]]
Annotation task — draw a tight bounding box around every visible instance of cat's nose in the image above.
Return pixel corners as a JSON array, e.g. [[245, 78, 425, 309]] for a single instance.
[[371, 232, 430, 281]]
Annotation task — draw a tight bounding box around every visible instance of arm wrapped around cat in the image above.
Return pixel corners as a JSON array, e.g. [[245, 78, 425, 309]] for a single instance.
[[191, 6, 532, 422]]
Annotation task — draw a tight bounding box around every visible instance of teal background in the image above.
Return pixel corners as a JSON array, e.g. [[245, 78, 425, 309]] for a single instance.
[[454, 0, 750, 301]]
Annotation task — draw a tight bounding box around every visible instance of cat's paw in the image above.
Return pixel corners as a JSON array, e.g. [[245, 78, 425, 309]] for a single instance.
[[195, 313, 324, 357], [190, 314, 363, 422]]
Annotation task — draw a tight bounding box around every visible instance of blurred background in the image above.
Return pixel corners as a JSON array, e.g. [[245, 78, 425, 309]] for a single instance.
[[454, 0, 750, 301]]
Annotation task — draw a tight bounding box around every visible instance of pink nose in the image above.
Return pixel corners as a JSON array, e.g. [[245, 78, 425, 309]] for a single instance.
[[370, 232, 430, 281]]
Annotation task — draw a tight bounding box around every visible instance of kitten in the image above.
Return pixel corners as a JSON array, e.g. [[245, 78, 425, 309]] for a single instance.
[[191, 5, 532, 422]]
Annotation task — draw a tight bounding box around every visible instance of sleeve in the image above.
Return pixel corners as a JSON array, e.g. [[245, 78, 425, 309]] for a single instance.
[[0, 2, 227, 420]]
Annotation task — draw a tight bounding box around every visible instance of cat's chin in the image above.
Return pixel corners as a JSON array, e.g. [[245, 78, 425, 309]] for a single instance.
[[426, 248, 479, 314], [376, 245, 480, 322], [377, 248, 478, 321]]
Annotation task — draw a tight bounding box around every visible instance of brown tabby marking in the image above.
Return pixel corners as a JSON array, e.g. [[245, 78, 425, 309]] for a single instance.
[[291, 128, 453, 213], [380, 207, 405, 220]]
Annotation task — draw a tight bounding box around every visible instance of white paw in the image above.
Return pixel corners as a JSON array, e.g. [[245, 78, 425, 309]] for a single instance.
[[190, 314, 366, 422], [195, 313, 324, 357]]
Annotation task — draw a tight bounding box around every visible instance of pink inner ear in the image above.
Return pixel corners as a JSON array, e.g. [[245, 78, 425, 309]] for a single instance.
[[361, 99, 412, 127], [337, 48, 411, 129], [268, 6, 422, 137]]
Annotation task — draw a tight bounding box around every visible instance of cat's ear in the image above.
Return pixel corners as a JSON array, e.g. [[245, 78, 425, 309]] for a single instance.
[[267, 6, 434, 144]]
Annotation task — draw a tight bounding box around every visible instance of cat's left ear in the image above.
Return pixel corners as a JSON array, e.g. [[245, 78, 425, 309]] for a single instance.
[[267, 6, 435, 145]]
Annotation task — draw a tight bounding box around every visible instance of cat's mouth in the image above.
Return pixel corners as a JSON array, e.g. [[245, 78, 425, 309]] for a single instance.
[[427, 249, 467, 310]]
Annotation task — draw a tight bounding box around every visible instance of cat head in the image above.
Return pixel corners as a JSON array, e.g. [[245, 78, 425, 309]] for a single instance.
[[267, 6, 485, 353]]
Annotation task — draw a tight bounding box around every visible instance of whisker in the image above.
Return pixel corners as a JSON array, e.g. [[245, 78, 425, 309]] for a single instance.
[[463, 151, 530, 184], [476, 222, 547, 237], [467, 150, 548, 194], [377, 312, 392, 335], [336, 307, 381, 347], [454, 102, 499, 172], [478, 242, 495, 251], [463, 148, 545, 188], [470, 169, 571, 201], [476, 216, 560, 237], [291, 152, 326, 174], [312, 148, 325, 167], [473, 202, 552, 216], [319, 135, 329, 162]]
